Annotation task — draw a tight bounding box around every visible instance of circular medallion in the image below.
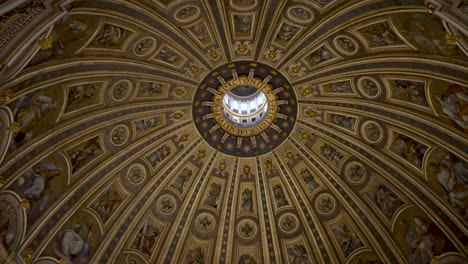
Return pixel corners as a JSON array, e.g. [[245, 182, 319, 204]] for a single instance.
[[111, 79, 132, 101], [111, 124, 130, 146], [333, 35, 359, 55], [193, 61, 297, 157], [237, 218, 257, 240], [315, 193, 336, 215], [174, 5, 200, 23], [360, 120, 383, 144], [287, 6, 314, 24], [127, 163, 146, 185], [195, 212, 216, 233], [344, 161, 367, 184], [156, 194, 176, 215], [134, 37, 157, 57], [230, 0, 258, 10], [358, 77, 381, 98], [278, 213, 299, 233]]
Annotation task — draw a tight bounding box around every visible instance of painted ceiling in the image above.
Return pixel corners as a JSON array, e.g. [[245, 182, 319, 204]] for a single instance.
[[0, 0, 467, 263]]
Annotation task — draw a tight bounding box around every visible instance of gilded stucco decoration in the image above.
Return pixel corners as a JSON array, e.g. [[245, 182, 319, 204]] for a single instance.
[[0, 0, 467, 263]]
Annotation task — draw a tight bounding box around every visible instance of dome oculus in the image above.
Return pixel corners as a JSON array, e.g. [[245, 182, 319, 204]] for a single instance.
[[193, 61, 297, 157], [222, 86, 268, 126]]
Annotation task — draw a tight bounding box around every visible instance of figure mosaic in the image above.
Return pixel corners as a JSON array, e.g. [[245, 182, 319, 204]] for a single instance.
[[203, 182, 222, 208], [320, 144, 343, 166], [330, 114, 356, 131], [390, 134, 427, 169], [402, 216, 452, 264], [241, 188, 253, 213], [234, 15, 252, 33], [10, 92, 56, 150], [358, 21, 404, 47], [433, 83, 468, 131], [135, 117, 159, 132], [330, 81, 353, 93], [156, 47, 180, 63], [66, 84, 97, 112], [287, 244, 311, 264], [276, 23, 300, 44], [332, 223, 364, 258], [368, 183, 404, 220], [53, 223, 93, 264], [428, 153, 468, 219], [171, 168, 193, 194], [68, 137, 102, 173], [238, 254, 256, 264], [299, 168, 320, 193], [91, 185, 122, 222], [12, 163, 61, 224], [139, 82, 163, 96], [391, 80, 428, 107], [308, 46, 335, 65], [0, 201, 16, 250], [131, 220, 160, 257], [146, 145, 171, 166], [191, 23, 210, 42], [95, 24, 125, 48], [185, 247, 204, 263], [273, 184, 289, 208]]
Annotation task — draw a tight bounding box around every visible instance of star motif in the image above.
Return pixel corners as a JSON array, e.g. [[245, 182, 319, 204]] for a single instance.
[[286, 106, 293, 113], [243, 145, 251, 153], [290, 98, 296, 105], [201, 92, 208, 98], [272, 134, 280, 141], [211, 134, 219, 141], [259, 142, 266, 149], [282, 121, 289, 128], [202, 121, 209, 129], [226, 143, 234, 150], [197, 108, 204, 114], [283, 91, 291, 98], [195, 117, 201, 123], [194, 100, 201, 106]]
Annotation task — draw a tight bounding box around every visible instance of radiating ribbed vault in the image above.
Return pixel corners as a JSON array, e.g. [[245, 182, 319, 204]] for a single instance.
[[0, 0, 467, 263]]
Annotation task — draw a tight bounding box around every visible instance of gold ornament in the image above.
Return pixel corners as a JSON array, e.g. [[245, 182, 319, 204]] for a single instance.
[[8, 122, 20, 133], [20, 199, 30, 209], [219, 161, 226, 171], [243, 165, 251, 175], [197, 150, 206, 159], [424, 1, 436, 14], [0, 89, 13, 103], [22, 248, 34, 262], [39, 36, 53, 50], [445, 34, 458, 45]]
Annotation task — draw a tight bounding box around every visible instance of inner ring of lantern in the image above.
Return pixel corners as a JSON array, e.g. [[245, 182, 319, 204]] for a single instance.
[[222, 85, 269, 127]]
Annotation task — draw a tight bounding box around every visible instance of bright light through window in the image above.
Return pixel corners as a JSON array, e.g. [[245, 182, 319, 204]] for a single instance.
[[222, 86, 269, 127]]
